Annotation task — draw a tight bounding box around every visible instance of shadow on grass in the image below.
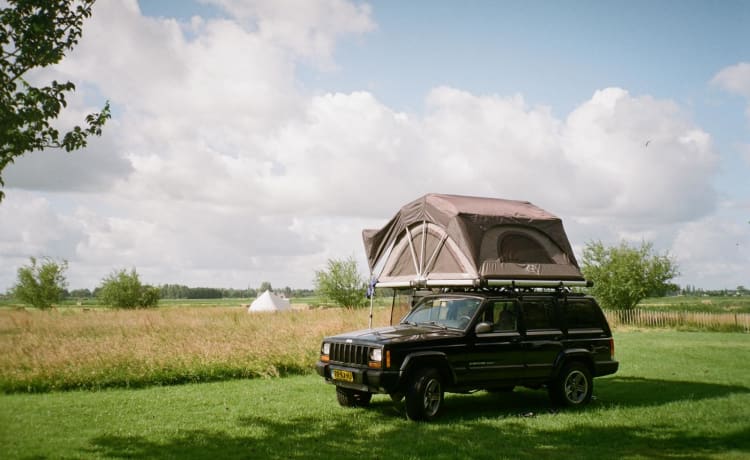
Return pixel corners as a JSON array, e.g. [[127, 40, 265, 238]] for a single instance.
[[366, 376, 750, 421], [595, 376, 750, 408], [85, 419, 750, 460], [84, 377, 750, 460]]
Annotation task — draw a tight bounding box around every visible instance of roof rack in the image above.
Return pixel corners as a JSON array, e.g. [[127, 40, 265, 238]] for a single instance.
[[374, 278, 592, 290]]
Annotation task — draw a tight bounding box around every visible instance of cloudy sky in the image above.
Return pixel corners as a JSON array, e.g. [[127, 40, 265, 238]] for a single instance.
[[2, 0, 749, 291]]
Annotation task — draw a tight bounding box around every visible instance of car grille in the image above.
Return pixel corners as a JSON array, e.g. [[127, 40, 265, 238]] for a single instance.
[[329, 342, 370, 366]]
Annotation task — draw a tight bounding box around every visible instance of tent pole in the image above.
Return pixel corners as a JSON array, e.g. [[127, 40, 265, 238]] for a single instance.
[[368, 290, 374, 329], [368, 273, 374, 329], [389, 289, 396, 326]]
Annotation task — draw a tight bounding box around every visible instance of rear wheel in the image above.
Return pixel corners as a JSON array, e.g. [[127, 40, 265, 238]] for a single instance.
[[336, 387, 372, 407], [549, 362, 592, 407], [405, 368, 444, 421]]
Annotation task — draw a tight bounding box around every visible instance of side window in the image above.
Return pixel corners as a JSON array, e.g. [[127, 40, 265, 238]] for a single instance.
[[565, 299, 603, 329], [521, 298, 558, 330], [490, 300, 518, 332]]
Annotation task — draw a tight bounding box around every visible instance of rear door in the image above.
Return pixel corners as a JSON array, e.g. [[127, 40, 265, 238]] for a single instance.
[[562, 296, 613, 364], [519, 296, 563, 381]]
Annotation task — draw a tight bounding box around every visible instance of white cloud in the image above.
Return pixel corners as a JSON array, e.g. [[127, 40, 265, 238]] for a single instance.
[[562, 88, 718, 223], [3, 120, 132, 192], [712, 62, 750, 122], [201, 0, 375, 63], [0, 0, 732, 291], [672, 217, 750, 288], [712, 62, 750, 98]]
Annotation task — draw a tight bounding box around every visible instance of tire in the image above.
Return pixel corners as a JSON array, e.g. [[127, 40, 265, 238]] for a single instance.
[[336, 387, 372, 407], [405, 368, 444, 421], [549, 362, 593, 407]]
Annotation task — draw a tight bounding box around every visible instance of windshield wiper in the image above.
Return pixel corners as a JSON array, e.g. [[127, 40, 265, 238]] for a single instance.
[[419, 321, 448, 330], [401, 320, 418, 326]]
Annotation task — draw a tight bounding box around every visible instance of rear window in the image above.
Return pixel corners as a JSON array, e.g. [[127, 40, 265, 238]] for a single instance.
[[565, 299, 603, 329], [521, 298, 558, 330]]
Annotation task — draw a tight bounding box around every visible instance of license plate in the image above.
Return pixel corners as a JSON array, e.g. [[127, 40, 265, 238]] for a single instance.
[[332, 369, 354, 382]]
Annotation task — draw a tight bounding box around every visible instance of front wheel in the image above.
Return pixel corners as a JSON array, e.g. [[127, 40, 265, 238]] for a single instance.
[[405, 368, 444, 421], [549, 362, 593, 407], [336, 387, 372, 407]]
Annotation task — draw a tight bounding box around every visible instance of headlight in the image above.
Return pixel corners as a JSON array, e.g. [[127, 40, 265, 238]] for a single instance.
[[369, 348, 382, 362], [321, 342, 330, 355]]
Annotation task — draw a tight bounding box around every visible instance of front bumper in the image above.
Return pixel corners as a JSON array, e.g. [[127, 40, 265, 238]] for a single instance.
[[316, 360, 400, 393]]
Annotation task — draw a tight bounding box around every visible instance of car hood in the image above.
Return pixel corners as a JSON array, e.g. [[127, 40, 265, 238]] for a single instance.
[[326, 324, 463, 345]]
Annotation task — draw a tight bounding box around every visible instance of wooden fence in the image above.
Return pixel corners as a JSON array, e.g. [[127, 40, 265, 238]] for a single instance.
[[604, 309, 750, 333]]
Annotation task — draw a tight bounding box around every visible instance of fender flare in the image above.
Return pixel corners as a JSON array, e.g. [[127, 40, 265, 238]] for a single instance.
[[552, 348, 594, 377], [399, 351, 456, 385]]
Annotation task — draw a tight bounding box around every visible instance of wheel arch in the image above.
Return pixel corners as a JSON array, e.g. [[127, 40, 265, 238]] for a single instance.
[[552, 349, 594, 379], [399, 351, 456, 387]]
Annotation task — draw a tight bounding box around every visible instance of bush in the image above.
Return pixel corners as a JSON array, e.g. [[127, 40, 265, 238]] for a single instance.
[[314, 256, 367, 309], [582, 240, 678, 310], [140, 286, 160, 308], [12, 257, 68, 309], [98, 269, 159, 308]]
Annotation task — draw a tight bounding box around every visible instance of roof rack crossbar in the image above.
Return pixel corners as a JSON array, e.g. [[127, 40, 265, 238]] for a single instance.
[[373, 278, 591, 289]]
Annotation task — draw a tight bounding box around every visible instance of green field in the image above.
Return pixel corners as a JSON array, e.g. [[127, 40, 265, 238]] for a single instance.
[[638, 296, 750, 314], [1, 330, 748, 459]]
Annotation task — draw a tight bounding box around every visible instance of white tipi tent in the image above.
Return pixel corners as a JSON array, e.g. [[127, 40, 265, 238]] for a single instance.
[[248, 290, 291, 313]]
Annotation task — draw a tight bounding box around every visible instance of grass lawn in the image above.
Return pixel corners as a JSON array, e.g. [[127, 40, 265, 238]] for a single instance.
[[1, 330, 748, 459]]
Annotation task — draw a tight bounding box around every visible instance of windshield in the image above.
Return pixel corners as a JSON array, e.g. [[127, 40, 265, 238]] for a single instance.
[[402, 296, 482, 330]]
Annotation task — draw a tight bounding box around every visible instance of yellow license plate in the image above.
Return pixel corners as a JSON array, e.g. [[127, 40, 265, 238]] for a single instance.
[[332, 369, 353, 382]]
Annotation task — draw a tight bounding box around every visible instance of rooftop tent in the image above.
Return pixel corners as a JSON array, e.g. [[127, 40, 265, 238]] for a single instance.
[[248, 290, 291, 313], [362, 193, 585, 288]]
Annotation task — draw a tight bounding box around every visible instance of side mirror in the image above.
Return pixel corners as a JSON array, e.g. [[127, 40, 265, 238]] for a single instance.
[[475, 321, 492, 334]]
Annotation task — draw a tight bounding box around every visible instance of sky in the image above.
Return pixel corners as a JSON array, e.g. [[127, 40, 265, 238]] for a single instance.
[[2, 0, 749, 292]]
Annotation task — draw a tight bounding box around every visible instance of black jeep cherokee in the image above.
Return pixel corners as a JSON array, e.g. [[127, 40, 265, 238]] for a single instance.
[[316, 289, 618, 421]]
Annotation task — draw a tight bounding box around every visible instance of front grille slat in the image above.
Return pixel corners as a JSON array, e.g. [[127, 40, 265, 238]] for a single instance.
[[330, 343, 370, 366]]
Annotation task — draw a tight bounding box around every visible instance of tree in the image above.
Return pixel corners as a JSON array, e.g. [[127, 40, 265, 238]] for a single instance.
[[69, 288, 91, 298], [97, 268, 159, 308], [314, 256, 367, 309], [582, 240, 679, 310], [12, 256, 68, 308], [258, 281, 273, 293], [1, 0, 111, 202]]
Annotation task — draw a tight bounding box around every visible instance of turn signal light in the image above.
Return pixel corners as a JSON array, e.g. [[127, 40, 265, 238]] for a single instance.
[[321, 355, 330, 362]]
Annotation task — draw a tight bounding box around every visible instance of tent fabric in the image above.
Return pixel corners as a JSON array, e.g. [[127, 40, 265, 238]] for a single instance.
[[363, 193, 584, 285], [248, 290, 291, 312]]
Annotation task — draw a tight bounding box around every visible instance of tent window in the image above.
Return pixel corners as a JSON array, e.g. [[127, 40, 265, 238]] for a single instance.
[[498, 233, 553, 264], [385, 225, 462, 277]]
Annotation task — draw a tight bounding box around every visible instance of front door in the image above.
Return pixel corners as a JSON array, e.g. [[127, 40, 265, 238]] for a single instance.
[[467, 299, 524, 384]]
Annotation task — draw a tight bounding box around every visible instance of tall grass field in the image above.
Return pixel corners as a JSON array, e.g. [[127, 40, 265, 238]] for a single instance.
[[1, 330, 748, 459], [0, 306, 392, 392]]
